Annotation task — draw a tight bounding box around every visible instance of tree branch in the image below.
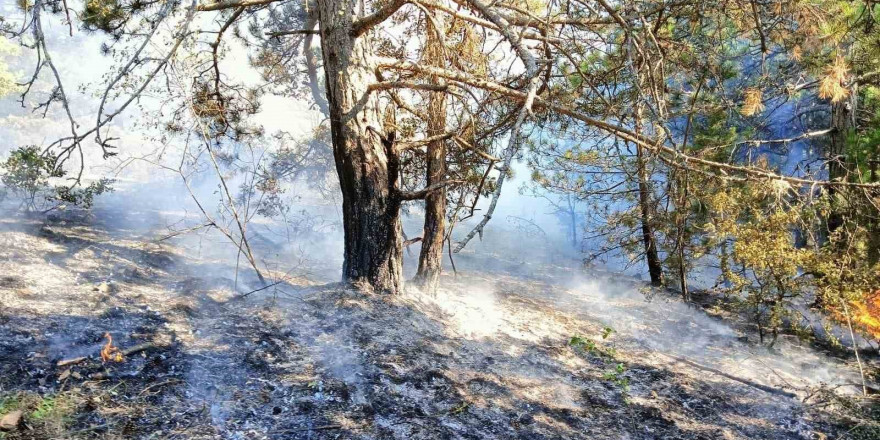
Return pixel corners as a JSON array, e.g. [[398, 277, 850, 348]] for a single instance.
[[267, 29, 319, 36], [302, 15, 329, 115], [377, 57, 880, 190], [398, 131, 455, 150], [351, 0, 411, 37], [197, 0, 281, 12], [398, 179, 464, 200]]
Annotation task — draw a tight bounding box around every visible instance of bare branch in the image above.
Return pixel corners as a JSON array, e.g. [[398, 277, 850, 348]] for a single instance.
[[351, 0, 411, 37], [197, 0, 281, 12], [302, 16, 329, 115], [398, 179, 464, 200], [267, 29, 319, 36], [398, 131, 455, 150]]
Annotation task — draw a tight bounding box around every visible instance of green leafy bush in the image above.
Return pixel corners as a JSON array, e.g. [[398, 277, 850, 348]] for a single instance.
[[1, 146, 114, 211]]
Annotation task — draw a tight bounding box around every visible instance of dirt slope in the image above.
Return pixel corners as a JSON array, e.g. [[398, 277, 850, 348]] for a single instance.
[[0, 206, 874, 439]]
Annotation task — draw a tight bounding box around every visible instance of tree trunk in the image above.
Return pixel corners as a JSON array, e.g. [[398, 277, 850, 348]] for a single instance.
[[567, 194, 578, 248], [414, 17, 447, 290], [317, 0, 403, 293], [633, 104, 663, 286], [827, 96, 854, 233], [636, 144, 663, 286]]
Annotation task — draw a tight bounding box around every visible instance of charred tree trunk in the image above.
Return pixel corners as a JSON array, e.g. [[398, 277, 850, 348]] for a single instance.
[[567, 194, 578, 248], [827, 102, 849, 233], [633, 105, 663, 286], [414, 18, 447, 290], [636, 144, 663, 286], [317, 0, 403, 293]]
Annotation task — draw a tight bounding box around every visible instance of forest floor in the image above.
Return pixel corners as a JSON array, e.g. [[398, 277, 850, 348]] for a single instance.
[[0, 204, 878, 439]]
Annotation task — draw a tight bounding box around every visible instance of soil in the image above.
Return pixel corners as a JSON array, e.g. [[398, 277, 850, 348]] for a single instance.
[[0, 205, 877, 439]]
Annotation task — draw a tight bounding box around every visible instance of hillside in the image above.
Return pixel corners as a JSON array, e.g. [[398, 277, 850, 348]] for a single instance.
[[0, 204, 876, 439]]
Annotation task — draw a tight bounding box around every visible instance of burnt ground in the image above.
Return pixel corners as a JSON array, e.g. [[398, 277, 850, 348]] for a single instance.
[[0, 206, 878, 439]]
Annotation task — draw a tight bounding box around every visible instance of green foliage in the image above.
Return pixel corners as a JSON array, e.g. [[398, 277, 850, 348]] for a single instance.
[[568, 335, 597, 352], [845, 85, 880, 182], [570, 329, 629, 399], [0, 395, 21, 415], [54, 178, 115, 208], [30, 396, 59, 420], [0, 392, 74, 437], [1, 146, 61, 209], [602, 363, 630, 394], [0, 36, 20, 97], [81, 0, 136, 34], [690, 111, 739, 160], [1, 146, 114, 211]]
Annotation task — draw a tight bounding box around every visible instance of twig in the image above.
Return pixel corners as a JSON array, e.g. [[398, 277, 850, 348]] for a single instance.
[[270, 424, 344, 434], [838, 293, 869, 396], [69, 423, 109, 435], [138, 379, 183, 397], [155, 223, 214, 242], [57, 356, 87, 367], [234, 280, 287, 299]]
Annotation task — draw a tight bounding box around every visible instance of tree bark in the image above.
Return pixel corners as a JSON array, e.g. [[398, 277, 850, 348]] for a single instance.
[[317, 0, 403, 293], [414, 16, 447, 290], [636, 144, 663, 286], [567, 194, 578, 248], [633, 104, 663, 286], [827, 94, 854, 233]]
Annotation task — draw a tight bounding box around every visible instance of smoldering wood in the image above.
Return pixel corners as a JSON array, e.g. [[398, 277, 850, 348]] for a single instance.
[[55, 343, 158, 368]]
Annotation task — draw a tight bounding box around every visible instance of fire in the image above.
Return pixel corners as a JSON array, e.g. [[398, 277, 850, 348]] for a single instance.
[[850, 290, 880, 340], [100, 332, 125, 363]]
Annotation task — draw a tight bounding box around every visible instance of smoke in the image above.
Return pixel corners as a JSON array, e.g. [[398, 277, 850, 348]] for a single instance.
[[561, 274, 863, 390], [1, 11, 872, 429]]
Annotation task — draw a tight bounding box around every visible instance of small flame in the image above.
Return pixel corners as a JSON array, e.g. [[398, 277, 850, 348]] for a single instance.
[[101, 332, 124, 363], [851, 290, 880, 340]]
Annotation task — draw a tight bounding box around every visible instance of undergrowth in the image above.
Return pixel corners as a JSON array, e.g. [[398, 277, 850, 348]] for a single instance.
[[0, 391, 76, 438], [569, 326, 631, 400]]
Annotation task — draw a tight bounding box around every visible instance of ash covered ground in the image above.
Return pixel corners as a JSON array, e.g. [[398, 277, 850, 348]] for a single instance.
[[0, 202, 877, 439]]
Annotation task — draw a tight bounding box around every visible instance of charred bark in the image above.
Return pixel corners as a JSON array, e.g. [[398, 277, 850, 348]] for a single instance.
[[317, 0, 403, 293], [414, 17, 447, 290], [636, 144, 663, 286], [633, 103, 663, 286]]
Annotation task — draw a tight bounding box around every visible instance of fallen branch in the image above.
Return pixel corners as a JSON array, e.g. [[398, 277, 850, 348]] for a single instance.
[[138, 378, 183, 397], [123, 342, 157, 357], [56, 356, 87, 367], [658, 352, 797, 398], [68, 424, 110, 435], [55, 343, 157, 368], [270, 424, 344, 434]]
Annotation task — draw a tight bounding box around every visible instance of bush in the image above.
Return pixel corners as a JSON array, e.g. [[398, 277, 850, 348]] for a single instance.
[[1, 146, 114, 211]]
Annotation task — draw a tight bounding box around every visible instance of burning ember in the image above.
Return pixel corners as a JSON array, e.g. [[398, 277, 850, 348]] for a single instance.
[[100, 332, 125, 363]]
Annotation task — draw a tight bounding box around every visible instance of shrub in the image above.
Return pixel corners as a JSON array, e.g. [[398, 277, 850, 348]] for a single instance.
[[1, 146, 113, 211]]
